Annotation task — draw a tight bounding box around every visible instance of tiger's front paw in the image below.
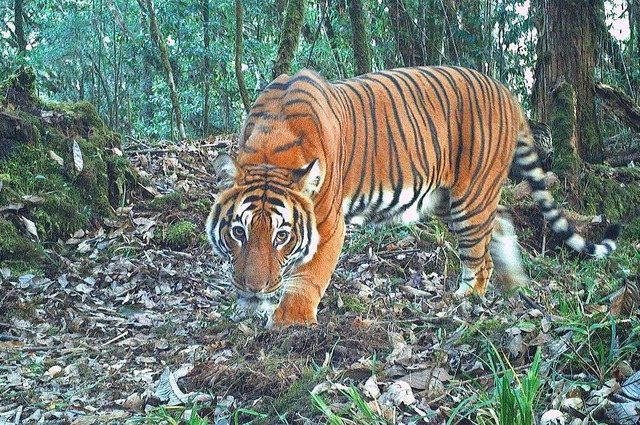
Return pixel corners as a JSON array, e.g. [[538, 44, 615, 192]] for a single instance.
[[266, 296, 318, 329]]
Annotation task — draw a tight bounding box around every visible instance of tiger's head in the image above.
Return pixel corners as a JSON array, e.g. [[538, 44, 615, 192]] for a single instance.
[[206, 153, 322, 313]]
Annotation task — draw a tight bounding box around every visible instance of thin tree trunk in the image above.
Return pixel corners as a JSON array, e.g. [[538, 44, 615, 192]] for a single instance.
[[347, 0, 371, 75], [14, 0, 27, 53], [272, 0, 306, 78], [235, 0, 250, 112], [320, 0, 346, 78], [202, 0, 211, 136], [532, 0, 602, 163], [112, 18, 119, 130], [144, 0, 186, 140], [385, 0, 420, 67]]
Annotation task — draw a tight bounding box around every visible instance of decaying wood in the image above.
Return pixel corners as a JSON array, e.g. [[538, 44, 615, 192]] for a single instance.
[[595, 83, 640, 133], [606, 149, 640, 166]]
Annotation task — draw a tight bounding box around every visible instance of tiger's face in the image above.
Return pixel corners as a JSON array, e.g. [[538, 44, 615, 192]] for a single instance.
[[206, 154, 322, 311]]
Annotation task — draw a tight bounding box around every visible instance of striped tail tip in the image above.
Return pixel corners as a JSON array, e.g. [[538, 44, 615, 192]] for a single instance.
[[589, 223, 620, 259], [603, 223, 621, 241]]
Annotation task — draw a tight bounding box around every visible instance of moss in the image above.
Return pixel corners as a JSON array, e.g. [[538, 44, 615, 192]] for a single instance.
[[0, 66, 38, 103], [550, 82, 581, 178], [336, 294, 367, 314], [267, 366, 325, 422], [579, 166, 640, 223], [165, 221, 197, 250], [192, 199, 211, 215], [0, 69, 138, 271], [623, 216, 640, 242], [149, 191, 185, 211], [0, 218, 43, 264]]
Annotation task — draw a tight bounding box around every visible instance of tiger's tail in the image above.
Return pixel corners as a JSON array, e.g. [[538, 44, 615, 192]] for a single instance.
[[513, 126, 620, 258]]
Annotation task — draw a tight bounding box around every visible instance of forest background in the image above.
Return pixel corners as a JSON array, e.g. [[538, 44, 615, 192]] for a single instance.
[[2, 0, 638, 146], [2, 0, 640, 423]]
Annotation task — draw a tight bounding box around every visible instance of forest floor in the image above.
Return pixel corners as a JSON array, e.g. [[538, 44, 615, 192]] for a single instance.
[[1, 137, 640, 425]]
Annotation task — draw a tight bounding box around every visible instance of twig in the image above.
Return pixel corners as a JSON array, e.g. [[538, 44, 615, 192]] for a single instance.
[[102, 330, 129, 346], [519, 291, 548, 315], [0, 334, 24, 342], [126, 148, 174, 154]]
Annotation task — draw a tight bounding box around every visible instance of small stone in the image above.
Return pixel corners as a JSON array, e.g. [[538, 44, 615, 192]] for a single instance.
[[47, 365, 63, 378]]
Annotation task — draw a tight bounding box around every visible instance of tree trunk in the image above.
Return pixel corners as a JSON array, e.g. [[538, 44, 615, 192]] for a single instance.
[[320, 0, 346, 78], [532, 0, 602, 163], [385, 0, 420, 67], [348, 0, 371, 75], [630, 0, 640, 100], [144, 0, 186, 140], [235, 0, 250, 112], [272, 0, 306, 79], [202, 0, 211, 136], [442, 0, 459, 64], [14, 0, 27, 53], [550, 82, 581, 179]]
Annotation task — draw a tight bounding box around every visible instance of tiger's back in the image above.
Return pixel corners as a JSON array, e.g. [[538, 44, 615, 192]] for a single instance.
[[208, 66, 618, 327]]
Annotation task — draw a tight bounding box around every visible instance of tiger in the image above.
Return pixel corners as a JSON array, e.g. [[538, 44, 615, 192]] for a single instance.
[[206, 66, 619, 328]]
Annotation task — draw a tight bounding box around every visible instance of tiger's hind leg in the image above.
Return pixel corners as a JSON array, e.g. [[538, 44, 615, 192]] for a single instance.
[[490, 207, 529, 292], [451, 214, 496, 297]]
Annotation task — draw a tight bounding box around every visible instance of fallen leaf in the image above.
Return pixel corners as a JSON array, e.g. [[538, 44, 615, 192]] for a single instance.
[[363, 375, 380, 399], [610, 281, 640, 317], [379, 381, 416, 407], [73, 140, 84, 172], [20, 216, 39, 240], [49, 150, 64, 166], [0, 202, 24, 212]]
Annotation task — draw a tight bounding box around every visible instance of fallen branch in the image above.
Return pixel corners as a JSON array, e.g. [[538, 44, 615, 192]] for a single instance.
[[606, 149, 640, 166], [595, 83, 640, 132]]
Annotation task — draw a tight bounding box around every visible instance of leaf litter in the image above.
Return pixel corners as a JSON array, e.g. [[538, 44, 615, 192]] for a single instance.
[[0, 136, 638, 424]]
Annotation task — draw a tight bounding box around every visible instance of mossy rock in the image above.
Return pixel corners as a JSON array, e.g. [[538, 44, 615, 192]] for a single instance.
[[165, 221, 197, 250], [579, 165, 640, 224], [0, 217, 43, 263], [0, 68, 138, 271], [149, 191, 185, 211]]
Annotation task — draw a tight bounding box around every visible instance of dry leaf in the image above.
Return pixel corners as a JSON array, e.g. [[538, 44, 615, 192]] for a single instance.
[[49, 150, 64, 166], [610, 281, 640, 317], [363, 375, 380, 399], [22, 195, 45, 204], [620, 370, 640, 400], [73, 140, 84, 172], [378, 381, 416, 407], [20, 216, 39, 240], [540, 409, 566, 425]]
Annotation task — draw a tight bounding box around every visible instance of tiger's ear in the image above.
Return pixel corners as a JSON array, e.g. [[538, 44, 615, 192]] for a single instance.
[[292, 159, 322, 197], [213, 153, 240, 188]]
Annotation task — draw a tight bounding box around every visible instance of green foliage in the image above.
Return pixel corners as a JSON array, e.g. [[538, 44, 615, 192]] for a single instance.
[[0, 0, 552, 140], [312, 385, 390, 425], [165, 220, 197, 250]]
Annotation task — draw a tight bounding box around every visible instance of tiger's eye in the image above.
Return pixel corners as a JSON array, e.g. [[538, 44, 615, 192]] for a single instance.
[[275, 230, 289, 244], [232, 226, 246, 242]]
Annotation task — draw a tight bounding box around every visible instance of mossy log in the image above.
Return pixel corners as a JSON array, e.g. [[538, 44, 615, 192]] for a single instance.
[[0, 67, 137, 271]]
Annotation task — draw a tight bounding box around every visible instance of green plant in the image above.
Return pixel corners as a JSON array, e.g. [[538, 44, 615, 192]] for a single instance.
[[453, 347, 543, 425], [127, 404, 209, 424], [312, 385, 389, 425]]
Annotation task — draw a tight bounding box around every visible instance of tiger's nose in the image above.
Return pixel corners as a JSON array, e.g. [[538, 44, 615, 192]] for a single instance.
[[242, 277, 266, 294]]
